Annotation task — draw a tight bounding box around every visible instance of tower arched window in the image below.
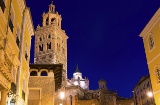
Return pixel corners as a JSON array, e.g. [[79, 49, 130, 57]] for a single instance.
[[47, 42, 51, 50], [39, 37, 42, 41], [46, 17, 49, 25], [51, 18, 55, 24], [41, 71, 48, 76], [48, 34, 51, 38], [148, 34, 154, 50], [39, 44, 43, 51]]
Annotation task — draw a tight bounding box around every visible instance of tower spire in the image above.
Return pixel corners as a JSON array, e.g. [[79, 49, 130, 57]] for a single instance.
[[49, 0, 55, 12], [75, 64, 80, 73]]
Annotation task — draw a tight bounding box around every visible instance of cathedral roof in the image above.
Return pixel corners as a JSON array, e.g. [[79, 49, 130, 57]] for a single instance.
[[75, 65, 81, 73]]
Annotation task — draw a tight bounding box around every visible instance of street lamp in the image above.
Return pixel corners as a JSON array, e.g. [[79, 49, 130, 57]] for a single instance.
[[147, 91, 153, 98], [59, 91, 65, 105]]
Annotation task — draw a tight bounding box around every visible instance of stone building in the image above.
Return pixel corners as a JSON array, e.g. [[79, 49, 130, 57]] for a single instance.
[[140, 8, 160, 105], [34, 1, 68, 81], [133, 76, 155, 105], [0, 0, 34, 105], [67, 65, 89, 90], [28, 64, 63, 105], [28, 1, 67, 105]]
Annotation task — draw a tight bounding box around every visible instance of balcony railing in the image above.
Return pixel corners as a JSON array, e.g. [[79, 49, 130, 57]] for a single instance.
[[9, 18, 14, 33], [0, 0, 5, 13]]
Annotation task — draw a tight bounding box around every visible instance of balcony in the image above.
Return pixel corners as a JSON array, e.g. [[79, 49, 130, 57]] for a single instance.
[[0, 0, 5, 13], [9, 19, 14, 33]]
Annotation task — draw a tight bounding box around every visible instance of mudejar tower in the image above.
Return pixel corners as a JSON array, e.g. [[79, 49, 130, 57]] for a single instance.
[[34, 2, 68, 80]]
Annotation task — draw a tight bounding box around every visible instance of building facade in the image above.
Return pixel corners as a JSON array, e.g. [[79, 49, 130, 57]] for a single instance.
[[67, 65, 89, 90], [34, 2, 68, 81], [0, 0, 34, 105], [133, 76, 155, 105], [140, 8, 160, 105], [28, 64, 63, 105]]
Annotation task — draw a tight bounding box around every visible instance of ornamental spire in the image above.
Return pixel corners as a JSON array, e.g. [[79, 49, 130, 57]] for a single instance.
[[75, 64, 80, 73]]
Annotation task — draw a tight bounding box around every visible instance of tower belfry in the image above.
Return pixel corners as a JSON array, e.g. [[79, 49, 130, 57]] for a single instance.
[[34, 2, 68, 75]]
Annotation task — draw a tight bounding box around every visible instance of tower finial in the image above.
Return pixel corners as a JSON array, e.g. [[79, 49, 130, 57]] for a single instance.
[[51, 0, 53, 4], [75, 64, 80, 73]]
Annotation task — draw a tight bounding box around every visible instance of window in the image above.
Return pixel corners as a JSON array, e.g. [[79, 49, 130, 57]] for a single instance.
[[40, 71, 47, 76], [157, 69, 160, 82], [0, 0, 5, 13], [39, 44, 43, 51], [46, 17, 49, 25], [25, 43, 28, 61], [30, 71, 38, 76], [47, 42, 51, 50], [16, 28, 20, 48], [48, 34, 51, 38], [9, 6, 14, 33], [148, 34, 154, 50], [51, 18, 55, 24], [39, 37, 42, 41], [22, 79, 26, 101]]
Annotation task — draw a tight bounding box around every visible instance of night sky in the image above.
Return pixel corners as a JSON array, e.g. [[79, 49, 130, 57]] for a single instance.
[[26, 0, 160, 98]]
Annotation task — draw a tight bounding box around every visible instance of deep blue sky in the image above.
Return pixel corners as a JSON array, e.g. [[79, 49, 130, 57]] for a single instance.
[[26, 0, 160, 98]]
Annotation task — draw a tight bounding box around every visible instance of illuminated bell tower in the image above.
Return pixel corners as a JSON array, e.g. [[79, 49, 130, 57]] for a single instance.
[[34, 1, 68, 74]]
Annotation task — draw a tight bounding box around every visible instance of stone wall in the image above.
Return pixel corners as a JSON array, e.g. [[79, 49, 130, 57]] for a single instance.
[[28, 77, 55, 105]]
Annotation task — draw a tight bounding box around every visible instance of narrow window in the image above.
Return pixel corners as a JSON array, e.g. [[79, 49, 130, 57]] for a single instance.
[[157, 69, 160, 82], [46, 17, 49, 25], [0, 0, 5, 13], [39, 37, 42, 41], [48, 34, 51, 38], [25, 44, 28, 61], [16, 28, 20, 48], [149, 34, 154, 50], [22, 79, 26, 101], [9, 6, 14, 33]]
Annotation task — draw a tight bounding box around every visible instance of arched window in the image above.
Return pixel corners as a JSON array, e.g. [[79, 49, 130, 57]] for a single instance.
[[46, 17, 49, 25], [39, 44, 43, 51], [51, 18, 55, 24], [41, 71, 48, 76], [148, 34, 154, 50], [48, 34, 51, 38], [30, 71, 38, 76], [39, 37, 42, 41]]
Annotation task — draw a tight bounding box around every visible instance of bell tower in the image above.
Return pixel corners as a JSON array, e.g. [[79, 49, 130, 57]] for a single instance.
[[34, 1, 68, 75]]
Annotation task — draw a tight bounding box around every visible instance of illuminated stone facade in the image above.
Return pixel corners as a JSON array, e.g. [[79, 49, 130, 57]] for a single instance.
[[34, 2, 68, 74], [140, 8, 160, 105], [0, 0, 34, 105], [133, 76, 155, 105], [66, 65, 89, 90], [28, 64, 63, 105]]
